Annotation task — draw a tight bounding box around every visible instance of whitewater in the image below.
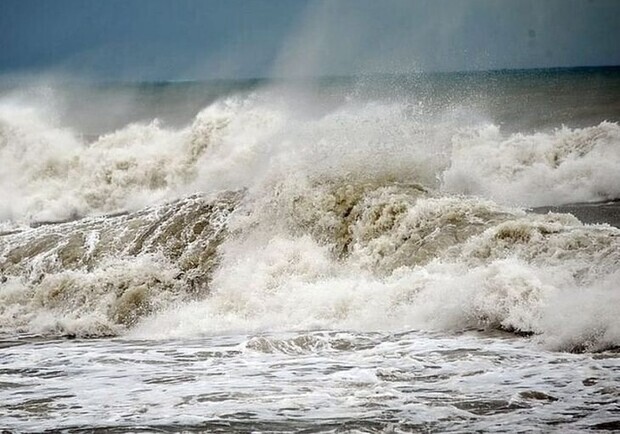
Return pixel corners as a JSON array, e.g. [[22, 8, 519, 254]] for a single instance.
[[1, 71, 619, 432]]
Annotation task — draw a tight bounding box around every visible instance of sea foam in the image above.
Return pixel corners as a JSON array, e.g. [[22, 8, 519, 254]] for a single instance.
[[1, 88, 619, 351]]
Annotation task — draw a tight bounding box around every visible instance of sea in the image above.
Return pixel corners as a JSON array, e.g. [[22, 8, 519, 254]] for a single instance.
[[0, 67, 619, 432]]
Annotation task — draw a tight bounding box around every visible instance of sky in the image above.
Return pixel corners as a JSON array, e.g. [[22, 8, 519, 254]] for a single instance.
[[1, 0, 619, 80]]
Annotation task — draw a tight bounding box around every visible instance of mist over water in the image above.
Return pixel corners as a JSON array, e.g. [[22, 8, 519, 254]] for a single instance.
[[1, 69, 620, 431], [1, 70, 620, 223]]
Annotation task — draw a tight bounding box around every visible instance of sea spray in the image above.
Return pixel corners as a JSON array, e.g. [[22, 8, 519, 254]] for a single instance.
[[1, 84, 619, 351], [2, 91, 620, 225]]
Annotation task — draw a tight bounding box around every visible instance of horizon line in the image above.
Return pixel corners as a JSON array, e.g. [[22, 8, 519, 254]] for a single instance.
[[1, 64, 619, 86]]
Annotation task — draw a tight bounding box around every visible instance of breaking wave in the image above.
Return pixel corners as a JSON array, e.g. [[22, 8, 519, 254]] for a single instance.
[[443, 121, 620, 206], [1, 88, 619, 352]]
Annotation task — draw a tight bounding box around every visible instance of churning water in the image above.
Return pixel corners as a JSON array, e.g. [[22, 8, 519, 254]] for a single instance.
[[1, 69, 619, 432]]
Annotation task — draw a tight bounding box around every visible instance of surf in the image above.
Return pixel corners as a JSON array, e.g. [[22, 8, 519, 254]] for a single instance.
[[1, 78, 619, 353]]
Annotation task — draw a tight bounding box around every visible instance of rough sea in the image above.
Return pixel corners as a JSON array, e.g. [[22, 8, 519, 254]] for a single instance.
[[1, 68, 619, 432]]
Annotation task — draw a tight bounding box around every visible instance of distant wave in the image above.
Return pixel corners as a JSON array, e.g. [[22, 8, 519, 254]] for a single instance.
[[443, 121, 620, 206]]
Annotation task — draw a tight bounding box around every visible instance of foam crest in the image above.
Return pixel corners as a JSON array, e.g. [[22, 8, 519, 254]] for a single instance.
[[0, 96, 255, 223], [0, 102, 82, 222], [3, 89, 620, 226], [443, 122, 620, 206], [0, 92, 454, 223]]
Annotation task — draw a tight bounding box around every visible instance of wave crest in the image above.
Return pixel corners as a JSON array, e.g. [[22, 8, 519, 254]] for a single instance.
[[443, 121, 620, 206]]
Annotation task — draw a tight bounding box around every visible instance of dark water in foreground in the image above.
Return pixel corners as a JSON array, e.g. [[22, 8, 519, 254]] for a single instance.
[[534, 200, 620, 228]]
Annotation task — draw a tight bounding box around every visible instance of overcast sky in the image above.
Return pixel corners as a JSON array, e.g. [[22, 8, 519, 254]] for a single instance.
[[1, 0, 619, 80]]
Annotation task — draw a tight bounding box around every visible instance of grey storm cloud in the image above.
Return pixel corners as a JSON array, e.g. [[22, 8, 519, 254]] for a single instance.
[[1, 0, 619, 80]]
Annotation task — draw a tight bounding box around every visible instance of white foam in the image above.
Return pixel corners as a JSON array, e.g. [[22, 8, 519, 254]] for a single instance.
[[2, 88, 620, 351], [132, 191, 620, 351], [3, 89, 620, 224], [442, 122, 620, 206]]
